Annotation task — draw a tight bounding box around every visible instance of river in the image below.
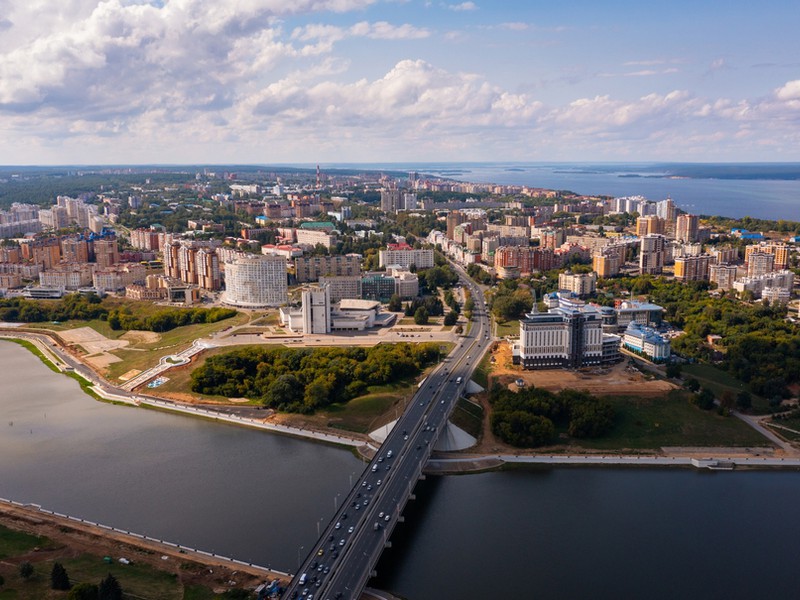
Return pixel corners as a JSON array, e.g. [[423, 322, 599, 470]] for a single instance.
[[329, 162, 800, 221], [2, 341, 800, 598]]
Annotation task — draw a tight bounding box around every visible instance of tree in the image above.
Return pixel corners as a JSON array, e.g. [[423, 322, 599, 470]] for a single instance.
[[695, 387, 716, 410], [665, 363, 682, 379], [387, 294, 403, 312], [443, 310, 458, 326], [0, 574, 5, 587], [414, 306, 429, 325], [51, 562, 71, 590], [684, 377, 700, 392], [19, 561, 33, 580], [68, 582, 99, 600], [98, 573, 122, 600]]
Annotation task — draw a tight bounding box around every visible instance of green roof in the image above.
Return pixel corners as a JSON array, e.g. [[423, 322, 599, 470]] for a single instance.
[[299, 221, 335, 229]]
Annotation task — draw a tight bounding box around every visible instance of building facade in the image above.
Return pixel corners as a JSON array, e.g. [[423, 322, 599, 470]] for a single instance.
[[222, 254, 288, 307], [514, 296, 621, 370]]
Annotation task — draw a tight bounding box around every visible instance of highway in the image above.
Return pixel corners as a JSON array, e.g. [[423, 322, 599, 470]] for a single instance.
[[283, 267, 492, 600]]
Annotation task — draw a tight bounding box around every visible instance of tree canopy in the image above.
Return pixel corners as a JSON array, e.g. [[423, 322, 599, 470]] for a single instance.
[[490, 387, 615, 447], [191, 343, 441, 413]]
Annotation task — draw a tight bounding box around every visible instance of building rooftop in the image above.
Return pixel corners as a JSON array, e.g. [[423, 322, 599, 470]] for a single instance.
[[338, 299, 381, 311], [299, 221, 335, 230]]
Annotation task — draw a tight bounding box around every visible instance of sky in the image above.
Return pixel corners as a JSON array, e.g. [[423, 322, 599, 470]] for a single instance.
[[0, 0, 799, 165]]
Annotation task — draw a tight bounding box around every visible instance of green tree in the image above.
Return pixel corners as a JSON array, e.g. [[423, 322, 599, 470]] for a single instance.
[[695, 387, 716, 410], [51, 562, 71, 590], [414, 306, 429, 325], [98, 573, 122, 600], [387, 294, 403, 312], [67, 582, 99, 600], [665, 363, 682, 379], [19, 561, 33, 580], [443, 310, 458, 326], [0, 574, 5, 587], [684, 377, 700, 392]]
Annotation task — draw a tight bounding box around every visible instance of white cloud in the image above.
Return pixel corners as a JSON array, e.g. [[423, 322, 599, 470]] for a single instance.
[[498, 22, 528, 30], [776, 80, 800, 101], [447, 2, 477, 11]]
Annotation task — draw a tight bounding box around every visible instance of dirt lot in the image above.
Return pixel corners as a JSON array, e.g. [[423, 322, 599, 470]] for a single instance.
[[489, 342, 676, 397], [0, 502, 282, 593]]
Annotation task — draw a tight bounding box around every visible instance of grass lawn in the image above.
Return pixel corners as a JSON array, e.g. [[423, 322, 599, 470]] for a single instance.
[[0, 525, 50, 559], [62, 554, 184, 600], [449, 398, 483, 440], [472, 350, 494, 391], [494, 320, 519, 337], [571, 390, 772, 450], [105, 313, 250, 381], [681, 364, 769, 412], [321, 380, 417, 434]]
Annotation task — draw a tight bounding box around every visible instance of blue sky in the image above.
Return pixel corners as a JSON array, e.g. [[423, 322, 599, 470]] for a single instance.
[[0, 0, 798, 164]]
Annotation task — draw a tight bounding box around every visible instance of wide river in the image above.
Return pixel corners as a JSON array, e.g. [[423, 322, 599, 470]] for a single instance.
[[2, 341, 800, 599]]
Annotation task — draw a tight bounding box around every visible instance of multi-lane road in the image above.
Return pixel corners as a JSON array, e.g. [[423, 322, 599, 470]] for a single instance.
[[284, 270, 492, 600]]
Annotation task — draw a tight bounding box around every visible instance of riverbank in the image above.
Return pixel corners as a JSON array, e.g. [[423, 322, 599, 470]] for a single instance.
[[3, 328, 797, 470], [0, 498, 285, 597]]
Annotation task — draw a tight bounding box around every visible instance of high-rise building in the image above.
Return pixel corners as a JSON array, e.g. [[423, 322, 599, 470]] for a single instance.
[[639, 234, 665, 275], [636, 216, 665, 237], [656, 198, 677, 221], [709, 246, 739, 264], [93, 238, 119, 268], [709, 263, 738, 291], [675, 214, 699, 243], [674, 255, 712, 282], [302, 284, 332, 334], [223, 254, 288, 307], [60, 237, 90, 263], [747, 252, 775, 277], [195, 248, 221, 291], [558, 271, 597, 296], [446, 211, 466, 240], [745, 242, 790, 270], [380, 189, 403, 213]]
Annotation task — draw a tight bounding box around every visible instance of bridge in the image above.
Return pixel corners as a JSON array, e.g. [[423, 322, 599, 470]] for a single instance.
[[283, 267, 493, 600]]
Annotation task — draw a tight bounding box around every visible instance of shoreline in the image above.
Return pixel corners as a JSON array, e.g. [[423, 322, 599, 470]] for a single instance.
[[2, 329, 798, 473], [0, 497, 288, 585]]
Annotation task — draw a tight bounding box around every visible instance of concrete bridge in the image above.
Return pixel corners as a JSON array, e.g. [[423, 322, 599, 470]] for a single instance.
[[283, 268, 492, 600]]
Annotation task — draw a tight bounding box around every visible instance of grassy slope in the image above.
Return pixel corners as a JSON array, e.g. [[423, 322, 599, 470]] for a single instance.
[[570, 391, 771, 450]]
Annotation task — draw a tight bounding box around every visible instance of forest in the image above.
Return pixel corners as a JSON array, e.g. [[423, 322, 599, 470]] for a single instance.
[[490, 387, 615, 447], [600, 276, 800, 399], [190, 343, 442, 412]]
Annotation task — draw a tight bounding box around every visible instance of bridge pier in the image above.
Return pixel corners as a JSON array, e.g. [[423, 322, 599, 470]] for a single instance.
[[398, 516, 405, 523]]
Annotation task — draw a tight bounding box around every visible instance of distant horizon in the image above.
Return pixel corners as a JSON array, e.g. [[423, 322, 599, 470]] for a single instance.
[[2, 160, 800, 168]]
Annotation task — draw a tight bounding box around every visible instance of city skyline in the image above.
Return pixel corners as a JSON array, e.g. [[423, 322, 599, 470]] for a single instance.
[[1, 0, 799, 165]]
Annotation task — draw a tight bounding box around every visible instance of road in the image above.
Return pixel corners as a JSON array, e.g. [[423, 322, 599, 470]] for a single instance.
[[284, 265, 493, 600]]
